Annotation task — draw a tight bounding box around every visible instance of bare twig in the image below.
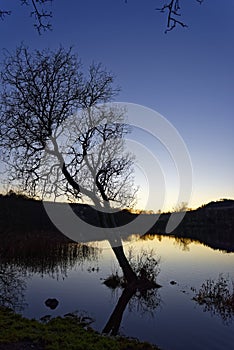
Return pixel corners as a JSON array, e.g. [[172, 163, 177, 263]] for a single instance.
[[157, 0, 205, 33], [1, 0, 53, 34], [0, 10, 12, 20], [21, 0, 53, 34]]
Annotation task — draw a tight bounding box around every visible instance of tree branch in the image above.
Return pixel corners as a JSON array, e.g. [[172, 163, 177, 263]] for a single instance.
[[156, 0, 205, 33], [22, 0, 53, 34], [0, 10, 11, 20], [1, 0, 53, 34]]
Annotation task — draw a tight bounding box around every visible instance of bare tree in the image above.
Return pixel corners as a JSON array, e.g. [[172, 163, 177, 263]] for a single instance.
[[0, 45, 139, 284], [172, 201, 188, 212]]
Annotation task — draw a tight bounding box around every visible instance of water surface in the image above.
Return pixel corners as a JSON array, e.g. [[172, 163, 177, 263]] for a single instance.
[[1, 234, 234, 350]]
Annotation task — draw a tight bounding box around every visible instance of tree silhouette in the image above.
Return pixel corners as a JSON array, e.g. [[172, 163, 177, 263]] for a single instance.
[[156, 0, 204, 33], [0, 0, 205, 34], [103, 247, 161, 335], [0, 0, 53, 34], [0, 45, 140, 284]]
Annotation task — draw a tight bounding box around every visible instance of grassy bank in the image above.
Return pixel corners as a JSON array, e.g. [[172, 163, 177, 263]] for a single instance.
[[0, 307, 160, 350]]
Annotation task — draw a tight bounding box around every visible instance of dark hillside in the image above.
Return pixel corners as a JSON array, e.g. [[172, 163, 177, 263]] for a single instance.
[[0, 195, 233, 252], [148, 200, 234, 252]]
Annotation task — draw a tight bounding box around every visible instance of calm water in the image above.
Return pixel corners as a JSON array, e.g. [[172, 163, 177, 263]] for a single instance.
[[1, 234, 234, 350]]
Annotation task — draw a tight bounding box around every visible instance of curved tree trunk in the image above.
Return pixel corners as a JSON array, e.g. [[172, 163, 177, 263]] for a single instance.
[[111, 245, 137, 283], [98, 210, 138, 284]]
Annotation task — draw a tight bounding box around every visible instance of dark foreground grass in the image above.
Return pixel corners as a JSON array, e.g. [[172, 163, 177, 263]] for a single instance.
[[0, 307, 160, 350]]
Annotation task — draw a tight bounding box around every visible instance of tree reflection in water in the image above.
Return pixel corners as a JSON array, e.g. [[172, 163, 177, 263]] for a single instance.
[[193, 274, 234, 324], [0, 231, 100, 312], [0, 231, 100, 278], [103, 248, 161, 335], [0, 232, 162, 336], [0, 264, 28, 312], [103, 280, 161, 336], [129, 288, 161, 317]]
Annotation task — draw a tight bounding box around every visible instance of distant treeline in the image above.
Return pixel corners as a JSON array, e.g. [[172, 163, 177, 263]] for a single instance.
[[0, 193, 234, 252], [147, 199, 234, 252]]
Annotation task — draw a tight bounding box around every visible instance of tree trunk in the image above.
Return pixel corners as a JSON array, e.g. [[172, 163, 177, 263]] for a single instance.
[[98, 210, 138, 284], [102, 285, 136, 335], [111, 245, 137, 284]]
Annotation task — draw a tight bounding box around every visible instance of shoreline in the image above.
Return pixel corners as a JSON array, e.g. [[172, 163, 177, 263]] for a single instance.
[[0, 307, 160, 350]]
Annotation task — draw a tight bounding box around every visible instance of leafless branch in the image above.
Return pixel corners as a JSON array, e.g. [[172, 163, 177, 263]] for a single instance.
[[0, 10, 11, 20], [0, 46, 135, 209], [2, 1, 206, 34], [21, 0, 53, 34], [156, 0, 205, 33], [1, 0, 53, 34]]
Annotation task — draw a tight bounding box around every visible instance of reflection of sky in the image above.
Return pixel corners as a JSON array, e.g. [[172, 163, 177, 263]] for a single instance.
[[0, 0, 233, 210], [22, 235, 234, 350]]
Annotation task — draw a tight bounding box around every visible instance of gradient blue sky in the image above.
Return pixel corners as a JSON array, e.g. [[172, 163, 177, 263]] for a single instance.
[[0, 0, 233, 210]]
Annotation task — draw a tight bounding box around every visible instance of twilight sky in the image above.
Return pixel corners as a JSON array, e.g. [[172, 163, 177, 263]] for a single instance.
[[0, 0, 233, 211]]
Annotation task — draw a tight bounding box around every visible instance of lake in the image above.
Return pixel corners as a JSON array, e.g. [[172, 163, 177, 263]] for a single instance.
[[1, 233, 234, 350]]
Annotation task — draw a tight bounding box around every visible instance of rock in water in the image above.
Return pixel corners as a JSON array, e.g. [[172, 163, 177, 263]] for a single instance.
[[45, 298, 59, 310]]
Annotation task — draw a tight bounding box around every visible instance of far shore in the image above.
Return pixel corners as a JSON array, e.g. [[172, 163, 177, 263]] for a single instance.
[[0, 193, 234, 252]]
